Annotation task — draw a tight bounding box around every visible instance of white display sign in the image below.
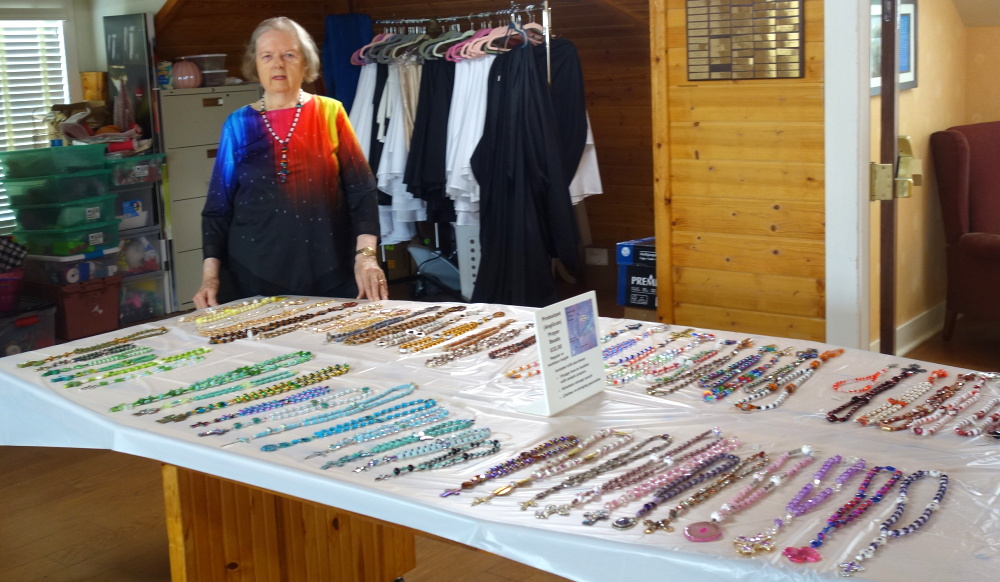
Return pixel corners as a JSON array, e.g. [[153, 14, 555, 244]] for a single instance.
[[517, 291, 605, 416]]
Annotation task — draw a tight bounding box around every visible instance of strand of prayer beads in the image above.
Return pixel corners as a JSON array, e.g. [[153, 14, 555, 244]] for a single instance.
[[471, 428, 632, 506], [310, 303, 385, 333], [304, 406, 451, 458], [321, 419, 477, 469], [190, 384, 339, 429], [505, 361, 541, 379], [159, 364, 350, 424], [212, 302, 354, 344], [221, 382, 415, 445], [181, 296, 284, 324], [646, 339, 748, 396], [855, 370, 948, 426], [193, 297, 293, 332], [377, 311, 471, 347], [441, 434, 581, 496], [49, 351, 159, 382], [75, 349, 211, 392], [109, 351, 314, 412], [376, 438, 502, 480], [637, 332, 715, 377], [325, 307, 415, 343], [41, 346, 153, 376], [354, 426, 489, 473], [784, 466, 903, 563], [706, 346, 793, 402], [600, 323, 643, 343], [640, 452, 770, 535], [488, 334, 537, 359], [736, 348, 819, 393], [838, 469, 949, 577], [66, 347, 213, 389], [910, 377, 983, 436], [425, 323, 524, 368], [954, 397, 1000, 437], [733, 350, 843, 412], [35, 342, 143, 372], [343, 306, 464, 345], [876, 373, 975, 431], [397, 312, 505, 354], [831, 363, 902, 393], [200, 300, 316, 337], [683, 446, 815, 543], [825, 363, 926, 423], [134, 370, 298, 415], [733, 455, 867, 557], [228, 385, 370, 428], [253, 303, 362, 340], [261, 398, 442, 452], [18, 326, 169, 368]]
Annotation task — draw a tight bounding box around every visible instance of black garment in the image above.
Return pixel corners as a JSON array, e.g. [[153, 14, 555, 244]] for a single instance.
[[534, 38, 588, 185], [370, 63, 390, 205], [403, 58, 457, 223], [470, 44, 581, 307]]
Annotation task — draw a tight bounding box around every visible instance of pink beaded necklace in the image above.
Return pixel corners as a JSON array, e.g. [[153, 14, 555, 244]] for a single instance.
[[259, 90, 304, 183]]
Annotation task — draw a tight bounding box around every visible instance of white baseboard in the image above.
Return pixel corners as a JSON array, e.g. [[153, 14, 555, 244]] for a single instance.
[[868, 302, 946, 356]]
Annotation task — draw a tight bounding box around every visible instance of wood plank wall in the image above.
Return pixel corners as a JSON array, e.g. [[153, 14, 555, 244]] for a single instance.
[[655, 0, 826, 340]]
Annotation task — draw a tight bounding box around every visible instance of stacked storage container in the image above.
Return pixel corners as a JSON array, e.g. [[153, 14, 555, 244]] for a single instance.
[[1, 144, 122, 340], [107, 152, 169, 326]]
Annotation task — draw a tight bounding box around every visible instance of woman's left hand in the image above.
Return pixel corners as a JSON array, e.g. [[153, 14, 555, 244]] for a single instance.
[[355, 253, 388, 300]]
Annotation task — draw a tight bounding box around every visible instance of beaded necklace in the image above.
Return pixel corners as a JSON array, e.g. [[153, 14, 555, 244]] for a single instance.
[[376, 438, 502, 480], [733, 349, 843, 411], [640, 451, 770, 534], [783, 465, 903, 563], [646, 339, 749, 396], [211, 301, 349, 344], [192, 385, 365, 432], [225, 382, 416, 446], [832, 363, 900, 393], [599, 436, 742, 519], [198, 299, 313, 336], [50, 351, 159, 383], [321, 419, 478, 469], [35, 343, 141, 372], [838, 470, 949, 577], [108, 351, 314, 412], [538, 428, 724, 519], [877, 373, 975, 431], [684, 446, 814, 542], [377, 311, 470, 347], [398, 312, 505, 354], [325, 308, 413, 343], [74, 347, 212, 391], [18, 326, 169, 368], [733, 348, 818, 393], [311, 303, 385, 334], [856, 369, 948, 426], [305, 406, 450, 458], [227, 385, 370, 429], [259, 90, 303, 183], [733, 455, 867, 557], [133, 370, 298, 415], [440, 434, 581, 496], [488, 334, 537, 360], [703, 345, 784, 401], [193, 298, 293, 333], [954, 396, 1000, 437], [354, 425, 489, 472], [626, 333, 714, 382], [262, 398, 442, 452], [471, 428, 633, 506], [41, 345, 153, 376], [825, 363, 926, 422], [424, 322, 526, 367], [179, 296, 284, 324], [45, 346, 156, 380], [911, 383, 982, 436]]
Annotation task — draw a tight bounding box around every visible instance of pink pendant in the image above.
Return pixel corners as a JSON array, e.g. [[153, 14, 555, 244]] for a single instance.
[[683, 521, 723, 542]]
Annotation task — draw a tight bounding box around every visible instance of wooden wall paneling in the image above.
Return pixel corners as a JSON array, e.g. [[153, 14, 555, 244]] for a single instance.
[[673, 266, 825, 318], [670, 159, 824, 202], [669, 85, 824, 123], [651, 0, 671, 323], [161, 464, 415, 582], [674, 302, 825, 340], [671, 198, 825, 240], [668, 122, 824, 163], [671, 232, 824, 279]]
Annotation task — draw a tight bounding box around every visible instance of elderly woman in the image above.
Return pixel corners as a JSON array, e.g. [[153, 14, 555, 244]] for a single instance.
[[194, 16, 386, 308]]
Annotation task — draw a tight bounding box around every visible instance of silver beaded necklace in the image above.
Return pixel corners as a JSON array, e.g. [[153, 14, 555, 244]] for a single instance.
[[259, 90, 304, 183]]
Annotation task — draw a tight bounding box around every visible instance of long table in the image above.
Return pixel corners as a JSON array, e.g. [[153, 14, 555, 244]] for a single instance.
[[2, 298, 998, 582]]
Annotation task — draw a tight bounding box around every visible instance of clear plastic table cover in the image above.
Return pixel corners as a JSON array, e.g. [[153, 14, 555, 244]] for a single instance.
[[1, 298, 997, 582]]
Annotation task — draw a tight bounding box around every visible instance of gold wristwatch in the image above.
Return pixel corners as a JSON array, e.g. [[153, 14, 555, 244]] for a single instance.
[[355, 246, 377, 258]]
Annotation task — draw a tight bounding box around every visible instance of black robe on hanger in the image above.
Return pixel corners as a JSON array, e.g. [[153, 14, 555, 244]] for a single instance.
[[470, 41, 581, 307], [403, 58, 457, 223], [534, 37, 587, 185]]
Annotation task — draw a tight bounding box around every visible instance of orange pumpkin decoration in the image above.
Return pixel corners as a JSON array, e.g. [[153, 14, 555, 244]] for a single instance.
[[172, 60, 202, 89]]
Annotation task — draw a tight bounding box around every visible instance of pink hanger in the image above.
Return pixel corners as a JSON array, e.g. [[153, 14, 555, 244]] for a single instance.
[[446, 27, 491, 62], [352, 32, 391, 65]]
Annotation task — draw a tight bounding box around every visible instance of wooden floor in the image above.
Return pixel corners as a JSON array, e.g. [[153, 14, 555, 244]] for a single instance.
[[2, 316, 996, 582]]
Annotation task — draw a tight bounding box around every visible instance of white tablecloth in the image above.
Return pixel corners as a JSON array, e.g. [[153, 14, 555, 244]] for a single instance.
[[2, 298, 998, 582]]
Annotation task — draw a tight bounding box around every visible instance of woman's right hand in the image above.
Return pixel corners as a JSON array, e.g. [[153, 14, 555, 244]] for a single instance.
[[193, 258, 222, 309]]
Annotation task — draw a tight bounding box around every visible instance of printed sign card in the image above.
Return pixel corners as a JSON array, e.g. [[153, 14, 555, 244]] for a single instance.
[[517, 291, 605, 417]]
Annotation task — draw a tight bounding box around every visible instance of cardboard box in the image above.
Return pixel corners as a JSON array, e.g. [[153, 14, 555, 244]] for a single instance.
[[583, 245, 616, 291], [616, 237, 657, 308]]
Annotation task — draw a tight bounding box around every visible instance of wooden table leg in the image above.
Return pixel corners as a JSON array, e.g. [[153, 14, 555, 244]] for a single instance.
[[162, 464, 415, 582]]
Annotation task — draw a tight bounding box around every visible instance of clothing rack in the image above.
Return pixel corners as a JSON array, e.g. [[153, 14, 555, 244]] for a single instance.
[[373, 2, 553, 81]]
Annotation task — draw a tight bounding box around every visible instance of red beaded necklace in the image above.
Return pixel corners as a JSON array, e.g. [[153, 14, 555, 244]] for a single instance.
[[259, 90, 304, 183]]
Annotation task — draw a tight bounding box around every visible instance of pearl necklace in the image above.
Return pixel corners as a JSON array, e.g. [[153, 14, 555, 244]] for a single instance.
[[259, 90, 304, 183]]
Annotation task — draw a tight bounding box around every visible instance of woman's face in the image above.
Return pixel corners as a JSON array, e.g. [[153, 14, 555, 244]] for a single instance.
[[255, 29, 305, 97]]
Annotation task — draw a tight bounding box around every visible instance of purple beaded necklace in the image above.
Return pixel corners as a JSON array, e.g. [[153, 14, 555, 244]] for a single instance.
[[733, 455, 866, 557]]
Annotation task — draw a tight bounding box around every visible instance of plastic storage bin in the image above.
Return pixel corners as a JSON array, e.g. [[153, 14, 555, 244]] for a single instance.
[[177, 53, 226, 71], [23, 247, 120, 285], [13, 218, 121, 256], [10, 193, 118, 230], [22, 275, 121, 340], [0, 144, 106, 179], [2, 169, 111, 205], [108, 153, 166, 186], [114, 184, 156, 230], [201, 70, 228, 87], [117, 226, 162, 276], [119, 270, 166, 326], [0, 297, 57, 356]]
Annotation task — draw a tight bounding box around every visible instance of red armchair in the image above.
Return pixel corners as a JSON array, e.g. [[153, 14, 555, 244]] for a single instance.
[[930, 121, 1000, 340]]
